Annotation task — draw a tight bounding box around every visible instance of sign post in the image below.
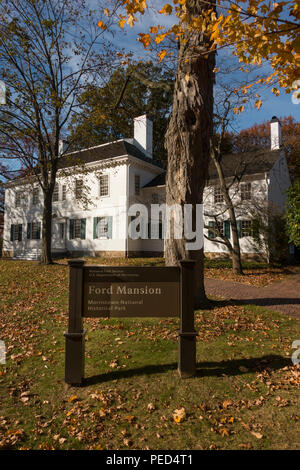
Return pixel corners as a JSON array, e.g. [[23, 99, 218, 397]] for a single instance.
[[179, 260, 197, 378], [64, 259, 196, 385], [64, 260, 86, 385]]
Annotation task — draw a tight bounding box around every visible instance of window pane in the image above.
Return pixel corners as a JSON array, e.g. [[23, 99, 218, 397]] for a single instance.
[[97, 217, 108, 237], [241, 220, 252, 237], [99, 175, 109, 197], [13, 225, 19, 241], [31, 222, 39, 239], [32, 188, 39, 205], [15, 192, 21, 207], [75, 180, 83, 199], [53, 184, 59, 202], [74, 219, 81, 238], [214, 186, 223, 203], [60, 223, 65, 239], [241, 183, 251, 201], [62, 185, 66, 200]]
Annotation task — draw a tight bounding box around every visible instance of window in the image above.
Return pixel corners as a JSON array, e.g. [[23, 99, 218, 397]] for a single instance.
[[32, 187, 39, 205], [240, 220, 252, 237], [208, 220, 230, 239], [214, 186, 223, 203], [60, 223, 65, 240], [53, 184, 59, 202], [10, 224, 22, 242], [240, 182, 251, 201], [93, 216, 113, 239], [15, 191, 21, 208], [75, 179, 83, 199], [27, 222, 41, 240], [135, 174, 140, 196], [62, 185, 66, 201], [74, 219, 82, 239], [99, 174, 109, 197], [69, 218, 86, 239]]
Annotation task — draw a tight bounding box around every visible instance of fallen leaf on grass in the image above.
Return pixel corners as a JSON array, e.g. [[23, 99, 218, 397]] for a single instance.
[[173, 407, 186, 423], [251, 431, 263, 439], [68, 395, 78, 403], [147, 403, 155, 413], [222, 399, 233, 409]]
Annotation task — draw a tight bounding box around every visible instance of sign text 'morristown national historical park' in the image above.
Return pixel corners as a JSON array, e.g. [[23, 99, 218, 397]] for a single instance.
[[64, 260, 197, 386]]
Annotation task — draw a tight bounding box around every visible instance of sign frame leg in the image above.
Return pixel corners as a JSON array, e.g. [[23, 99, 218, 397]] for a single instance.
[[64, 260, 86, 386], [178, 260, 197, 378]]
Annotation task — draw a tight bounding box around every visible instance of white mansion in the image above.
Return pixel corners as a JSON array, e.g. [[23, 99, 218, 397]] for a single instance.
[[2, 115, 291, 261]]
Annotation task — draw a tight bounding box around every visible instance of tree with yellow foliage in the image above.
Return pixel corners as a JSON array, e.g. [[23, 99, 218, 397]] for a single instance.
[[99, 1, 299, 304]]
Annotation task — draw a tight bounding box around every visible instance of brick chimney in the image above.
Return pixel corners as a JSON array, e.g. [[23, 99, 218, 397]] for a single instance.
[[270, 116, 282, 150], [133, 115, 153, 158]]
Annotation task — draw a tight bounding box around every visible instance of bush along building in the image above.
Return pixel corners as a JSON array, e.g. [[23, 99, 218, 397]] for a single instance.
[[2, 115, 291, 261]]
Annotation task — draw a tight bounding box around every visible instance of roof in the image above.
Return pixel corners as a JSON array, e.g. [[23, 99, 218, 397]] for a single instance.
[[143, 149, 281, 188], [58, 140, 163, 170]]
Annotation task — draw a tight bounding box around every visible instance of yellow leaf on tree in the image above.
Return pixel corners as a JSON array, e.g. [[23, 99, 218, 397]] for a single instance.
[[255, 99, 262, 110], [159, 4, 173, 15], [97, 20, 107, 30], [158, 49, 168, 62], [138, 33, 151, 48]]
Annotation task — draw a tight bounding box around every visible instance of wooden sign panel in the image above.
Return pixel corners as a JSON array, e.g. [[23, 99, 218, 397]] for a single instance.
[[65, 260, 197, 386], [83, 266, 180, 318]]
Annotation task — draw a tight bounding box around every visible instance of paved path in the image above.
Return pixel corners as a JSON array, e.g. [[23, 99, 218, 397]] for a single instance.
[[205, 274, 300, 319]]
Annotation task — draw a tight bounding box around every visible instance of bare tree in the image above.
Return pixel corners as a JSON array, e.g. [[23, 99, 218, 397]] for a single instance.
[[206, 75, 264, 274], [0, 0, 116, 264]]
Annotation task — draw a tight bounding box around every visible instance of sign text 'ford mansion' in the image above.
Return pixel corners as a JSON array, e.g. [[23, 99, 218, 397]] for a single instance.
[[83, 266, 180, 318]]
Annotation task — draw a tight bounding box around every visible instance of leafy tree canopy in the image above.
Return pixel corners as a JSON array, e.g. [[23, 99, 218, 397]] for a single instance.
[[100, 1, 300, 105], [286, 179, 300, 248], [227, 115, 300, 177], [69, 62, 174, 164]]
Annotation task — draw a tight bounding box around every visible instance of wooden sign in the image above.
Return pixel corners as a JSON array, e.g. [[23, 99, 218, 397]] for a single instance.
[[83, 266, 180, 318], [64, 260, 196, 386]]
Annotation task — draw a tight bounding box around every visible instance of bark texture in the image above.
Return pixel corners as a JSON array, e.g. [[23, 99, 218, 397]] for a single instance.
[[165, 1, 216, 307], [41, 191, 53, 265]]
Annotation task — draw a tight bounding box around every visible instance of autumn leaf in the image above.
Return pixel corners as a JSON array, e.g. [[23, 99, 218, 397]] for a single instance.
[[173, 407, 186, 423], [251, 431, 263, 439], [254, 99, 262, 110], [68, 395, 78, 403], [158, 49, 168, 62], [159, 4, 173, 15], [97, 21, 107, 30]]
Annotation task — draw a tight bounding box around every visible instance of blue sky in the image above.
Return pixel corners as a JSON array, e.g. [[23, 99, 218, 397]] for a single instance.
[[105, 1, 299, 132]]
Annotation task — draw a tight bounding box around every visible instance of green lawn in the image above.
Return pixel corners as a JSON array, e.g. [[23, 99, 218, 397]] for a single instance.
[[0, 259, 299, 450]]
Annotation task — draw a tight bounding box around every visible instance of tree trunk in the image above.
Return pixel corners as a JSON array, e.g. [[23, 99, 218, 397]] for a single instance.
[[164, 1, 215, 308], [211, 147, 244, 275], [230, 211, 243, 275], [41, 190, 53, 265]]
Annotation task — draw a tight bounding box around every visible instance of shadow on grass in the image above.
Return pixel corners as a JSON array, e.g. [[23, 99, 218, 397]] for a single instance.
[[83, 354, 290, 386]]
